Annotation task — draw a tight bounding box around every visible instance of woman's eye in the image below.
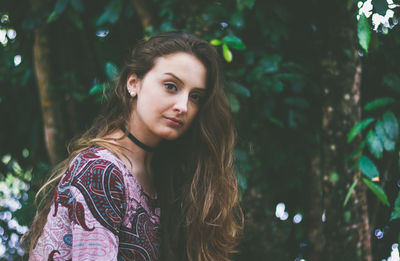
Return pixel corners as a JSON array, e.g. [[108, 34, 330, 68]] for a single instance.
[[190, 93, 203, 103], [164, 83, 177, 91]]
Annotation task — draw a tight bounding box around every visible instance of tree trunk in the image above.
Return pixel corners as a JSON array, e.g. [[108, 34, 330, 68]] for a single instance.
[[307, 151, 326, 260], [31, 1, 67, 165], [309, 2, 372, 260]]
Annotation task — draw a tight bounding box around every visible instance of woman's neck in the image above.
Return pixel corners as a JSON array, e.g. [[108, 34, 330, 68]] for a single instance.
[[107, 129, 156, 197]]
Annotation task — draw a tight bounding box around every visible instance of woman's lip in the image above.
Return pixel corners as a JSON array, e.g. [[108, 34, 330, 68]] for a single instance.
[[164, 117, 183, 127]]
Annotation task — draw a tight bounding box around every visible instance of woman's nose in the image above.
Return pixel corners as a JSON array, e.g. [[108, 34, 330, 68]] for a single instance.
[[173, 94, 188, 114]]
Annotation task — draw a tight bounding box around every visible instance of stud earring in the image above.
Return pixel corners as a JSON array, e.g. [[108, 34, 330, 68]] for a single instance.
[[129, 90, 136, 98]]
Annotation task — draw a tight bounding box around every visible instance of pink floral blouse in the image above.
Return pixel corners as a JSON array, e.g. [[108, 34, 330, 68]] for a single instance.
[[30, 147, 160, 261]]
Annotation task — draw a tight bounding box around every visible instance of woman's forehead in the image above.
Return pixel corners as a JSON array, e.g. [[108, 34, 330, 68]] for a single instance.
[[150, 53, 207, 89]]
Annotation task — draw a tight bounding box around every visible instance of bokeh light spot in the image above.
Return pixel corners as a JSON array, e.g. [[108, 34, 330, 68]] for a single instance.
[[280, 211, 289, 221], [14, 55, 21, 66], [22, 148, 29, 158], [96, 29, 109, 38], [1, 14, 9, 23], [275, 202, 285, 219], [220, 22, 228, 29], [293, 213, 303, 224], [375, 228, 384, 239], [0, 29, 8, 45], [7, 29, 16, 40]]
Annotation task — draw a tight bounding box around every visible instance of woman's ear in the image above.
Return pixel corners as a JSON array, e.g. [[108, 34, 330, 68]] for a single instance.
[[126, 74, 140, 97]]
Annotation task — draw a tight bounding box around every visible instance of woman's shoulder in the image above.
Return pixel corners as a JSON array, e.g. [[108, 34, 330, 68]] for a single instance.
[[71, 146, 126, 170], [56, 147, 128, 233], [66, 146, 158, 211], [64, 147, 130, 180], [59, 147, 128, 194]]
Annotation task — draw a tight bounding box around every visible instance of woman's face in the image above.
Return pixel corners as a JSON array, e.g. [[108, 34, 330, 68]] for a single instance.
[[127, 52, 207, 145]]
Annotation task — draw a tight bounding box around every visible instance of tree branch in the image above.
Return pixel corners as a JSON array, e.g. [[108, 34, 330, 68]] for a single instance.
[[129, 0, 156, 29]]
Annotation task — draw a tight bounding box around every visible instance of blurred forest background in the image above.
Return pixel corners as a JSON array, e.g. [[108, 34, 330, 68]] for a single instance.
[[1, 0, 400, 260]]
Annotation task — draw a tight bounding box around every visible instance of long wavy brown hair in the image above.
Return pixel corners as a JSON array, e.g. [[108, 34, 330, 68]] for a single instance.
[[24, 31, 243, 261]]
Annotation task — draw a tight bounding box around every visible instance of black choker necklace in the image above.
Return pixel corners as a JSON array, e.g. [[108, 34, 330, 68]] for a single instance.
[[120, 125, 155, 152]]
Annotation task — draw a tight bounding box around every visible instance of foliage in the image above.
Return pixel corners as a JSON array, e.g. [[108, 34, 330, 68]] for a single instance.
[[0, 154, 34, 259], [349, 4, 400, 253], [358, 13, 371, 54]]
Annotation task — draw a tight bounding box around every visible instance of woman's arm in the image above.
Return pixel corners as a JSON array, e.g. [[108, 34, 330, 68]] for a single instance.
[[69, 186, 120, 260], [30, 155, 127, 261]]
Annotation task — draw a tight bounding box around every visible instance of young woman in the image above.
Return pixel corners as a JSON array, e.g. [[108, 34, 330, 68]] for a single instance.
[[25, 31, 243, 261]]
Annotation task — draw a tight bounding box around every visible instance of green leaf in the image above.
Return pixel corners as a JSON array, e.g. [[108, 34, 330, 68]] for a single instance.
[[267, 116, 284, 128], [72, 91, 87, 101], [222, 35, 246, 50], [70, 0, 84, 12], [359, 155, 379, 179], [237, 173, 247, 191], [47, 0, 70, 24], [230, 82, 251, 97], [364, 97, 395, 111], [366, 130, 383, 158], [228, 93, 240, 112], [47, 0, 68, 23], [358, 13, 371, 54], [47, 11, 60, 23], [96, 0, 123, 26], [260, 54, 282, 73], [344, 178, 358, 206], [363, 178, 390, 206], [105, 62, 119, 79], [372, 0, 389, 16], [55, 0, 69, 14], [272, 79, 284, 92], [347, 118, 375, 143], [376, 120, 396, 151], [210, 39, 222, 46], [222, 44, 233, 63], [382, 111, 399, 141], [390, 191, 400, 221], [383, 137, 396, 151], [89, 84, 104, 95], [160, 21, 176, 32]]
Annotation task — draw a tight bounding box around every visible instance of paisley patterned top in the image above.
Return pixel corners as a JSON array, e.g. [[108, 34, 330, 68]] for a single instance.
[[30, 147, 160, 261]]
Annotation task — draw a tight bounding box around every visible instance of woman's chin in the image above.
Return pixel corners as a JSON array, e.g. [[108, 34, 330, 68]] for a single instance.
[[157, 130, 185, 141], [161, 134, 180, 141]]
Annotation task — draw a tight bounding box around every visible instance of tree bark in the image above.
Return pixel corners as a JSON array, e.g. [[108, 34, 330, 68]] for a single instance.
[[309, 2, 372, 260], [31, 1, 67, 165], [307, 151, 326, 260]]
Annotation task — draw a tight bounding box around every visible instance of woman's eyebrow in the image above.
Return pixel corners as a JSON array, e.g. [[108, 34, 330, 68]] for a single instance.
[[164, 72, 206, 90], [164, 72, 184, 84], [194, 87, 206, 93]]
